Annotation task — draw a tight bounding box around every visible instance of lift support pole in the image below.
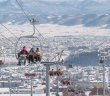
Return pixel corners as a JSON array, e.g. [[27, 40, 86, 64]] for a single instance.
[[46, 64, 50, 96]]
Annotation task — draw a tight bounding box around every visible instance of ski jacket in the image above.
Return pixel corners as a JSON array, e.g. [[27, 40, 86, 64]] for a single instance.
[[21, 49, 28, 55]]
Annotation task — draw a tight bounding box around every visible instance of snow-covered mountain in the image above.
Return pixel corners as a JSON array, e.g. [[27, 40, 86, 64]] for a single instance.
[[1, 0, 110, 14], [1, 14, 110, 28], [0, 0, 110, 27]]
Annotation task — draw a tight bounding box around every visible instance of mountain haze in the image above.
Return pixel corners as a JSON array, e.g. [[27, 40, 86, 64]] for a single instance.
[[0, 0, 110, 27]]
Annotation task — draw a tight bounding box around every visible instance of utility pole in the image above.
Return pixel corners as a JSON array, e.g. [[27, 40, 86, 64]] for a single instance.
[[25, 73, 36, 96], [42, 61, 63, 96], [46, 64, 50, 96], [103, 62, 105, 96], [98, 50, 108, 96], [30, 77, 33, 96]]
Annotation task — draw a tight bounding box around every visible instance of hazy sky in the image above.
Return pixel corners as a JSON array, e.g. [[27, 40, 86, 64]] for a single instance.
[[41, 0, 110, 2], [0, 0, 110, 3]]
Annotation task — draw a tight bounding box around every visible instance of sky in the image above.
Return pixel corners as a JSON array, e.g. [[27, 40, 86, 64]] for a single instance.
[[0, 0, 109, 3], [41, 0, 110, 2]]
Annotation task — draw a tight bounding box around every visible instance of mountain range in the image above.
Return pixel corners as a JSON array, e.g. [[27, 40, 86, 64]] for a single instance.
[[0, 0, 110, 27]]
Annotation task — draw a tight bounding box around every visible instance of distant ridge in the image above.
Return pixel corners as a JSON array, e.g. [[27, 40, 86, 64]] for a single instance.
[[0, 0, 110, 28], [0, 14, 110, 28]]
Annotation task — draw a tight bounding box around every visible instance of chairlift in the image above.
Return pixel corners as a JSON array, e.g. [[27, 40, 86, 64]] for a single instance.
[[15, 19, 42, 55], [61, 78, 70, 85], [99, 59, 104, 63], [25, 73, 36, 78], [49, 69, 63, 76], [15, 18, 43, 65], [0, 47, 5, 65], [15, 19, 64, 65]]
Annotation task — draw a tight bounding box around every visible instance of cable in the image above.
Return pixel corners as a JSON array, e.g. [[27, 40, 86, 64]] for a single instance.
[[0, 33, 15, 45], [16, 0, 50, 44], [16, 0, 42, 38], [15, 0, 66, 62], [0, 23, 27, 46], [0, 22, 17, 45], [0, 17, 41, 49], [16, 0, 31, 22], [15, 0, 54, 52], [0, 38, 10, 48], [0, 23, 18, 38], [22, 0, 62, 49]]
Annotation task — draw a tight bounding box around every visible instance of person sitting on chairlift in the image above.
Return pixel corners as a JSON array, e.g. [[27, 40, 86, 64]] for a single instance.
[[34, 48, 42, 63], [18, 46, 28, 65], [28, 48, 34, 64]]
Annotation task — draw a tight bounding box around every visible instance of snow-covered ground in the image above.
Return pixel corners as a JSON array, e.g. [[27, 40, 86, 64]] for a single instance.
[[1, 24, 110, 96], [1, 24, 110, 38], [0, 94, 62, 96]]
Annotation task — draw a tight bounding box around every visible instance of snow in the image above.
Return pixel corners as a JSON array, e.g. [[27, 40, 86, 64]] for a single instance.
[[0, 94, 61, 96], [0, 88, 9, 93], [4, 56, 17, 63], [1, 24, 110, 38], [1, 94, 51, 96]]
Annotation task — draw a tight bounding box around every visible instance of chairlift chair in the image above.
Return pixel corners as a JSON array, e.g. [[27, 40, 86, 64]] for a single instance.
[[15, 34, 44, 65], [15, 19, 43, 65], [0, 47, 5, 65]]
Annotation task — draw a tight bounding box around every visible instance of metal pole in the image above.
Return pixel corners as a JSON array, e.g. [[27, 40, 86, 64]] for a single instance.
[[56, 64, 59, 96], [56, 76, 59, 96], [32, 18, 36, 36], [31, 78, 33, 96], [9, 79, 11, 96], [55, 52, 63, 96], [103, 63, 105, 96], [96, 65, 99, 96], [46, 64, 50, 96], [7, 70, 12, 96], [99, 51, 107, 96], [9, 60, 11, 96]]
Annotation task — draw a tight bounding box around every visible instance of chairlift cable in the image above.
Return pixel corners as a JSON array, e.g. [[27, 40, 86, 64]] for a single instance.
[[16, 0, 31, 22], [31, 3, 59, 48], [0, 23, 29, 47], [16, 0, 51, 47], [16, 0, 58, 53], [15, 0, 53, 56], [16, 0, 45, 43], [15, 0, 65, 63], [0, 23, 18, 38], [0, 33, 15, 45], [18, 0, 46, 39], [0, 38, 11, 47]]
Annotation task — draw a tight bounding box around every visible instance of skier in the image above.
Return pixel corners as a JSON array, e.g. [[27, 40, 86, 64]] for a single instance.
[[34, 48, 42, 63], [28, 48, 34, 64], [18, 46, 28, 65]]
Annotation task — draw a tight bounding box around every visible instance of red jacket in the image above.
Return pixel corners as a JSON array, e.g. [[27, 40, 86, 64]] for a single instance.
[[21, 49, 28, 54]]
